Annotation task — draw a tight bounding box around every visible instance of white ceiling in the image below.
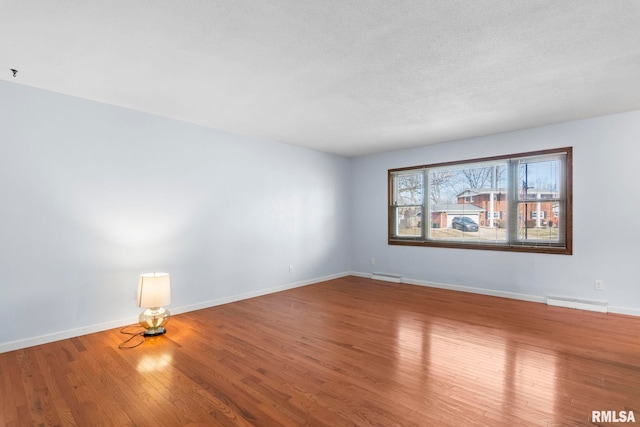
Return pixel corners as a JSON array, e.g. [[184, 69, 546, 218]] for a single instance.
[[2, 1, 640, 157]]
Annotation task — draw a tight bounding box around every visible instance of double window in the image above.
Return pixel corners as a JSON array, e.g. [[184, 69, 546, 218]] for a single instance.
[[389, 147, 572, 254]]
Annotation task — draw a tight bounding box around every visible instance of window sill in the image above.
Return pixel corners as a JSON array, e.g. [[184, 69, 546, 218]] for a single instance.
[[388, 238, 572, 255]]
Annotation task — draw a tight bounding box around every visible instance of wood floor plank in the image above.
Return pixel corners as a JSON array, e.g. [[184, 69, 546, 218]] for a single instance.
[[0, 352, 26, 426], [3, 275, 640, 426]]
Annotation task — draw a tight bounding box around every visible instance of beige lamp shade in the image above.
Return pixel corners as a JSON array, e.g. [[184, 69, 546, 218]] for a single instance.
[[137, 273, 171, 308]]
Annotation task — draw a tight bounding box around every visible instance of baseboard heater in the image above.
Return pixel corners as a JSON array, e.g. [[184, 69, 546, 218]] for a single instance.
[[371, 272, 403, 283], [546, 296, 608, 313]]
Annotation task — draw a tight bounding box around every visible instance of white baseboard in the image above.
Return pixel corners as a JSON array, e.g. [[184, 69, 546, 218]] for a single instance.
[[348, 271, 371, 278], [0, 317, 139, 355], [356, 271, 640, 317], [171, 271, 351, 315], [0, 271, 352, 354], [607, 305, 640, 317], [400, 276, 546, 304]]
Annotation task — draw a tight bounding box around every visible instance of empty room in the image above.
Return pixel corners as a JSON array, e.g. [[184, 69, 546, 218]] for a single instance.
[[2, 1, 640, 426]]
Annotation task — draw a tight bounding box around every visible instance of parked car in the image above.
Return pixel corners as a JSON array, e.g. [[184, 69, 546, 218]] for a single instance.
[[451, 216, 479, 232]]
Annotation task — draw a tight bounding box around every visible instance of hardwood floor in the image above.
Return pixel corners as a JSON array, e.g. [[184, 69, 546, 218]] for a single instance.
[[3, 275, 640, 426]]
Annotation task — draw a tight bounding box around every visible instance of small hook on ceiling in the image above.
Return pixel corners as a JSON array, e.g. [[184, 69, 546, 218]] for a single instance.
[[10, 69, 18, 77]]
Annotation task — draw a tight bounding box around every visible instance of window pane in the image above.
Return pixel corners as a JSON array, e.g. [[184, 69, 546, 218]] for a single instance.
[[428, 162, 507, 243], [394, 172, 423, 206], [395, 206, 422, 237], [517, 157, 562, 202], [516, 203, 560, 242]]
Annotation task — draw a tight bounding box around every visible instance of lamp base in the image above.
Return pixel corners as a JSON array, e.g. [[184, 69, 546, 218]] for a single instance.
[[139, 307, 170, 337], [143, 326, 167, 337]]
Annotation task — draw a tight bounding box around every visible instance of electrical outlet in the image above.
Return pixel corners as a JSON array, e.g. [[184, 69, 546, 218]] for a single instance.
[[289, 265, 294, 273], [370, 258, 376, 265], [594, 280, 603, 291]]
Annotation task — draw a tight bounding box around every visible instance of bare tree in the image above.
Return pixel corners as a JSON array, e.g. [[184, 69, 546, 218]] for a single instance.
[[430, 170, 455, 205], [462, 167, 492, 189], [396, 174, 423, 205]]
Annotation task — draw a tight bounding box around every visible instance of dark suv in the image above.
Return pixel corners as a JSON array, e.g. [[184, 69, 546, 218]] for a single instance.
[[451, 216, 479, 232]]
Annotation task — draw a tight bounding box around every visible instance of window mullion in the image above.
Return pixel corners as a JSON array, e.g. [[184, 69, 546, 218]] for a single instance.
[[423, 169, 429, 241], [507, 159, 518, 245]]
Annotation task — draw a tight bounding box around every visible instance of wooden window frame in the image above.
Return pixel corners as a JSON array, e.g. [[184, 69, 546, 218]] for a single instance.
[[388, 147, 573, 255]]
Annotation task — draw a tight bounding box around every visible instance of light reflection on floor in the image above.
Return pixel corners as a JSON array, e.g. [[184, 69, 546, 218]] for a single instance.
[[394, 313, 558, 424], [136, 352, 174, 373]]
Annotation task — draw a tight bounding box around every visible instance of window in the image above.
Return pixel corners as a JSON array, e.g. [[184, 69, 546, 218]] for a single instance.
[[389, 147, 572, 254]]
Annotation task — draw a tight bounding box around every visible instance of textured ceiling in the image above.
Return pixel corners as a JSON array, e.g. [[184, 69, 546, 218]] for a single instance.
[[2, 1, 640, 157]]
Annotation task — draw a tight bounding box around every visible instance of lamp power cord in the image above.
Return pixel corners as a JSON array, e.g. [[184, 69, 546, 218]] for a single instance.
[[118, 326, 147, 349]]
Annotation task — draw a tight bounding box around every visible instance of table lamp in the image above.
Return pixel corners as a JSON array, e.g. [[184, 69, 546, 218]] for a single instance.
[[137, 272, 171, 336]]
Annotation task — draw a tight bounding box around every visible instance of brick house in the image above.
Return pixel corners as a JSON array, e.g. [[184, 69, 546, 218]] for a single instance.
[[456, 189, 559, 228]]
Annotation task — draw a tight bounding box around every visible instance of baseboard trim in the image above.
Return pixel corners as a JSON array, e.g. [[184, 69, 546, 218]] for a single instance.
[[0, 317, 139, 355], [348, 271, 371, 279], [0, 271, 352, 354], [171, 271, 351, 315], [400, 276, 546, 304], [358, 272, 640, 316], [607, 305, 640, 317]]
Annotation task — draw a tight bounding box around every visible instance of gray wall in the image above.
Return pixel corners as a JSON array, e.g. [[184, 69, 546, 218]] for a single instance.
[[350, 110, 640, 313], [0, 81, 351, 349]]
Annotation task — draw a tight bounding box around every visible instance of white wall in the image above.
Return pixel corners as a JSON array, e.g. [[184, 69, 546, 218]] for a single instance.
[[4, 78, 640, 352], [350, 110, 640, 314], [0, 81, 351, 350]]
